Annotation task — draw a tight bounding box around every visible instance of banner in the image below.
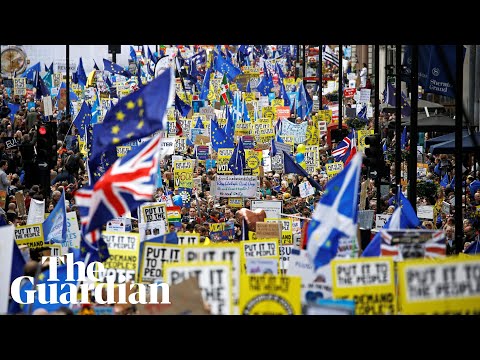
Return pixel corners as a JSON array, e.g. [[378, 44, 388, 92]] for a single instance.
[[397, 256, 480, 314], [217, 148, 234, 175], [215, 175, 257, 197], [14, 223, 44, 248], [331, 257, 396, 315], [239, 274, 301, 315], [164, 261, 233, 315], [101, 232, 140, 283], [280, 120, 308, 144]]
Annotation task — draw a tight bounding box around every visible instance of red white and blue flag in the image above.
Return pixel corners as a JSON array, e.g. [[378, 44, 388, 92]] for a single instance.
[[75, 132, 162, 237], [332, 131, 357, 165]]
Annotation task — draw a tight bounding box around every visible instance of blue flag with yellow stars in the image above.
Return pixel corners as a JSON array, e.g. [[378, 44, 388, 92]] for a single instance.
[[103, 58, 133, 78], [228, 138, 245, 175], [90, 67, 175, 166], [210, 118, 234, 152], [77, 57, 87, 87], [214, 52, 242, 82], [174, 93, 191, 117], [73, 101, 91, 138]]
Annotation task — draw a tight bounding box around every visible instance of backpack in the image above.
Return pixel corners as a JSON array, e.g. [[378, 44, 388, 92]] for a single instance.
[[65, 154, 79, 174]]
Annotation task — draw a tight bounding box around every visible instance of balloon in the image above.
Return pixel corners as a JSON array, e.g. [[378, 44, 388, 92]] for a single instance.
[[173, 195, 183, 207], [297, 144, 306, 154], [295, 152, 305, 163], [299, 161, 307, 169]]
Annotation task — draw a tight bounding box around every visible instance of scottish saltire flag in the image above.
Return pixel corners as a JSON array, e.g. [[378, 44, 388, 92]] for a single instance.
[[90, 92, 101, 125], [76, 133, 162, 234], [73, 101, 91, 138], [42, 190, 67, 244], [332, 131, 356, 164], [228, 138, 245, 175], [306, 153, 362, 271], [362, 192, 420, 257], [77, 57, 87, 86], [214, 52, 242, 82], [90, 67, 174, 165], [357, 104, 367, 119], [400, 126, 407, 150], [296, 81, 313, 119], [103, 58, 132, 78], [199, 66, 212, 101], [322, 45, 339, 67], [211, 118, 234, 151], [20, 62, 41, 80]]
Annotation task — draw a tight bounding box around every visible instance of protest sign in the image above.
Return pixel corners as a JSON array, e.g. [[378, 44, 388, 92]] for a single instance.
[[136, 277, 209, 315], [242, 239, 280, 267], [375, 214, 391, 229], [280, 121, 308, 144], [14, 224, 44, 249], [265, 218, 293, 245], [256, 222, 282, 240], [141, 203, 167, 223], [331, 257, 396, 315], [100, 232, 140, 283], [358, 210, 375, 230], [164, 261, 233, 315], [183, 244, 241, 313], [397, 256, 480, 315], [65, 211, 81, 249], [215, 175, 257, 197], [139, 220, 168, 241], [251, 200, 282, 219], [138, 242, 182, 283], [246, 258, 279, 275], [177, 232, 200, 245], [286, 249, 333, 304], [380, 229, 446, 261], [239, 274, 302, 315], [417, 205, 434, 220], [106, 217, 132, 233]]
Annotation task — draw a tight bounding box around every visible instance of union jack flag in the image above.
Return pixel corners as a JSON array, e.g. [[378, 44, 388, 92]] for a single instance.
[[332, 131, 357, 165], [380, 230, 446, 261], [75, 132, 162, 236]]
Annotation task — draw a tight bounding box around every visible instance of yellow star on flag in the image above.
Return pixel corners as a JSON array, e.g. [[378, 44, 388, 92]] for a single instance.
[[126, 100, 135, 110], [139, 108, 145, 117], [112, 137, 120, 144], [126, 132, 135, 138], [116, 111, 126, 121], [137, 97, 143, 107], [137, 120, 144, 129], [111, 125, 120, 134]]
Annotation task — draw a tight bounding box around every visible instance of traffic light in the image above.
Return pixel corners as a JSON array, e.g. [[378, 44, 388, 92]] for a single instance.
[[35, 122, 57, 167], [364, 134, 387, 178]]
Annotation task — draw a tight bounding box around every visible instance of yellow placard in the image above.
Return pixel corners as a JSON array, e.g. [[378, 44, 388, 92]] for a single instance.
[[239, 274, 302, 315], [217, 148, 234, 175], [101, 232, 140, 283], [331, 257, 397, 315], [141, 203, 168, 223], [242, 238, 279, 263], [326, 162, 344, 179], [357, 130, 374, 153], [14, 223, 44, 249], [397, 256, 480, 315], [228, 198, 243, 208], [262, 106, 276, 122], [116, 146, 131, 158], [265, 218, 293, 245], [271, 99, 284, 107], [244, 149, 262, 175], [173, 160, 194, 188]]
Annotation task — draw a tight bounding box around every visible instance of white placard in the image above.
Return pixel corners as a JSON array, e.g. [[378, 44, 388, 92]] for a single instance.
[[376, 214, 391, 229], [417, 205, 434, 220], [251, 200, 282, 218]]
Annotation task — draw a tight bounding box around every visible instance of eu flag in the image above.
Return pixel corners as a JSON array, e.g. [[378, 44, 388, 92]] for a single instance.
[[199, 66, 212, 101], [20, 62, 41, 80], [174, 93, 191, 117], [73, 101, 92, 138], [90, 67, 175, 165], [214, 53, 242, 82], [103, 58, 133, 78], [77, 57, 87, 87], [210, 118, 234, 152], [228, 138, 245, 175]]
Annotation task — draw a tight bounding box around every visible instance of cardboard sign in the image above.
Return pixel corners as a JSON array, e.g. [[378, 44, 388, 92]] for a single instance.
[[164, 261, 233, 315], [239, 274, 302, 315], [255, 222, 282, 240], [331, 257, 396, 315], [136, 277, 209, 315]]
